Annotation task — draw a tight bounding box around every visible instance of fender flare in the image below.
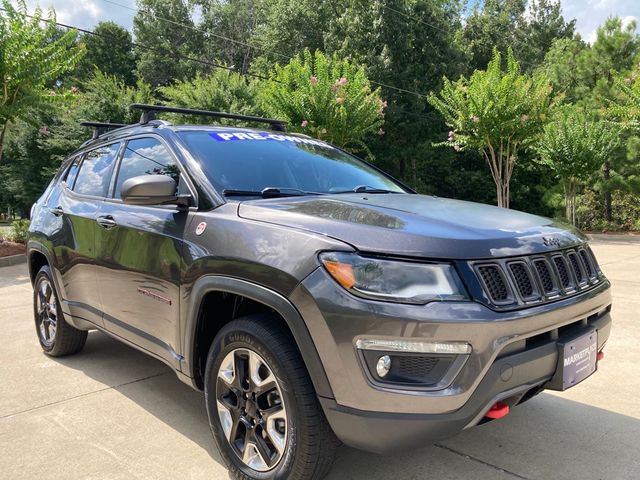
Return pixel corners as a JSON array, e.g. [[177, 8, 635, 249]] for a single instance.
[[182, 275, 334, 399]]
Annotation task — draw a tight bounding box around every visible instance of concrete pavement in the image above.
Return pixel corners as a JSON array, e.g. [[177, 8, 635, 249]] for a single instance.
[[1, 238, 639, 479]]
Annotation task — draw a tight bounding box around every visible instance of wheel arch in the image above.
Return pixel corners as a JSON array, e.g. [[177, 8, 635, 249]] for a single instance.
[[183, 275, 334, 399]]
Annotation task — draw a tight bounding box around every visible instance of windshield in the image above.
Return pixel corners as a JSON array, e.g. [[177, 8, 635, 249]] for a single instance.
[[177, 130, 408, 196]]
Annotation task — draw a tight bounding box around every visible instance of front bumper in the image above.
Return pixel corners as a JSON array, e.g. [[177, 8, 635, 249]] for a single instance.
[[291, 268, 612, 452], [321, 309, 610, 453]]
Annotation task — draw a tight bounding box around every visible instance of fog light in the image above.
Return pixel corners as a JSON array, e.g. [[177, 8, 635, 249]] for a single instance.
[[376, 355, 391, 378]]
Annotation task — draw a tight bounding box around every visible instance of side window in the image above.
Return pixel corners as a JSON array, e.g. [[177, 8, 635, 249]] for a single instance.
[[64, 155, 82, 189], [114, 137, 179, 199], [73, 143, 121, 197]]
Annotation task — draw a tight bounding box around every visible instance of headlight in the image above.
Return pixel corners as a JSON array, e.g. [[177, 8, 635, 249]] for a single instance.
[[319, 252, 468, 304]]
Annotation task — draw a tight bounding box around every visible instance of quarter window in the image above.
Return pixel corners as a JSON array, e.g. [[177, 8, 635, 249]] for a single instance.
[[73, 143, 121, 197], [114, 138, 179, 199], [64, 156, 82, 189]]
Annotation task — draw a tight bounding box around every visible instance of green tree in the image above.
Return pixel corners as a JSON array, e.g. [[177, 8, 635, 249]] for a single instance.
[[534, 107, 621, 224], [194, 0, 269, 75], [76, 22, 137, 85], [261, 49, 385, 152], [518, 0, 575, 69], [610, 64, 640, 131], [461, 0, 527, 71], [0, 0, 84, 162], [159, 70, 262, 123], [133, 0, 203, 86], [540, 36, 591, 104], [324, 0, 467, 186], [461, 0, 574, 72], [428, 49, 555, 208], [43, 70, 155, 161]]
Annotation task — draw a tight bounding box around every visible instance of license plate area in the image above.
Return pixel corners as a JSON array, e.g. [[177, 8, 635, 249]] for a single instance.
[[548, 329, 598, 391]]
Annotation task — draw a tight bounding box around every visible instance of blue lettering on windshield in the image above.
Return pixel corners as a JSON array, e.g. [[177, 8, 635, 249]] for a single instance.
[[209, 131, 334, 149]]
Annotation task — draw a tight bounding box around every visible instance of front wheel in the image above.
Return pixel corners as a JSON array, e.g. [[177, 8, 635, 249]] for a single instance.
[[33, 265, 87, 356], [204, 315, 338, 480]]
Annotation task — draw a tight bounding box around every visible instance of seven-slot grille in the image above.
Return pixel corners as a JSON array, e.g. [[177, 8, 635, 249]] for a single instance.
[[472, 245, 602, 309]]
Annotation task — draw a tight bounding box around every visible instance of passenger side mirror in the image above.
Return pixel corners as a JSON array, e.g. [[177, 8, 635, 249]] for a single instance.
[[121, 175, 190, 206]]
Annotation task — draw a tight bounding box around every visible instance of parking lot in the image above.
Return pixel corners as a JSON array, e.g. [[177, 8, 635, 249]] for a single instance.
[[1, 236, 639, 479]]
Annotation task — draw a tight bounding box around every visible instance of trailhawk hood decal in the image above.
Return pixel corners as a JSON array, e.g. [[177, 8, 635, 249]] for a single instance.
[[237, 194, 586, 259]]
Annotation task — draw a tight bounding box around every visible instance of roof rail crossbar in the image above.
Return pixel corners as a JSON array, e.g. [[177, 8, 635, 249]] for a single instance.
[[129, 104, 287, 131], [80, 121, 129, 139]]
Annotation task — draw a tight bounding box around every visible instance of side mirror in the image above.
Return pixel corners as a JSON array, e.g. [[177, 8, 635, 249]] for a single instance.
[[121, 175, 190, 206]]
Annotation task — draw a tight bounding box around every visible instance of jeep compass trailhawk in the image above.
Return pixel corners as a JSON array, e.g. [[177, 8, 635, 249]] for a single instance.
[[27, 104, 612, 480]]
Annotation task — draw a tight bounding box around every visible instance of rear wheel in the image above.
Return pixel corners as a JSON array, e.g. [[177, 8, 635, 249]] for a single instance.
[[204, 314, 338, 480], [33, 265, 87, 356]]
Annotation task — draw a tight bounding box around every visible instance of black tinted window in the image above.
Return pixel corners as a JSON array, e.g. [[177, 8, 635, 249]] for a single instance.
[[114, 138, 178, 198], [73, 143, 120, 197], [177, 130, 406, 195]]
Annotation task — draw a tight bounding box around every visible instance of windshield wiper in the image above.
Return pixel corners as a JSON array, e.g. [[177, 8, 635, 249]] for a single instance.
[[332, 185, 404, 194], [222, 187, 321, 198]]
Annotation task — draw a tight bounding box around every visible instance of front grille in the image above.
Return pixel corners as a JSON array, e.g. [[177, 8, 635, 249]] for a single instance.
[[579, 249, 594, 278], [553, 255, 572, 289], [477, 265, 510, 302], [472, 245, 603, 309], [533, 259, 555, 293], [508, 262, 535, 298]]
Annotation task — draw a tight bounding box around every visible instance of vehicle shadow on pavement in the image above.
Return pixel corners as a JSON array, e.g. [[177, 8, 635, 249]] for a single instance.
[[54, 332, 640, 480]]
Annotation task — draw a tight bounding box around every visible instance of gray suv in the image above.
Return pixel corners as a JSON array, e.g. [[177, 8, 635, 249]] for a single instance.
[[27, 104, 612, 480]]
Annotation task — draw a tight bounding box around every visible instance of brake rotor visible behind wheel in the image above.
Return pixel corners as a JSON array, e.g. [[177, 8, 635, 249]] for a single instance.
[[33, 265, 87, 356], [204, 314, 338, 480]]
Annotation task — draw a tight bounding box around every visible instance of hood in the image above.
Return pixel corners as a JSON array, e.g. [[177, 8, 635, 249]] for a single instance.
[[237, 194, 586, 259]]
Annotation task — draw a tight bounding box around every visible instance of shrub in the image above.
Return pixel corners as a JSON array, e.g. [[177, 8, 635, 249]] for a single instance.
[[261, 49, 385, 154], [10, 219, 29, 243]]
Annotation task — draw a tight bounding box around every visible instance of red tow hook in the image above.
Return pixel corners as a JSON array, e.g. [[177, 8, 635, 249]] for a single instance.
[[485, 401, 510, 420], [597, 350, 605, 361]]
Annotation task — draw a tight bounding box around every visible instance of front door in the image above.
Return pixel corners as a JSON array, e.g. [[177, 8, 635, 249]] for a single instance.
[[94, 137, 190, 367]]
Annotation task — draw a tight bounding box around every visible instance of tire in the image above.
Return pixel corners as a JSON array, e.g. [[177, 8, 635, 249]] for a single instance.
[[204, 314, 338, 480], [33, 265, 87, 356]]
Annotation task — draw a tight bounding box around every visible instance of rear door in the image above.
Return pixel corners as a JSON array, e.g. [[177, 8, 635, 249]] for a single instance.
[[94, 136, 192, 367], [48, 143, 121, 327]]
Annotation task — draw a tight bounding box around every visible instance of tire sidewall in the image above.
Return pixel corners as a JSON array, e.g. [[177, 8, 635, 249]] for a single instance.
[[205, 322, 300, 480]]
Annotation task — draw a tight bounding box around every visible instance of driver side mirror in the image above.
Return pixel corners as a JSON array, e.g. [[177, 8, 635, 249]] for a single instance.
[[121, 175, 190, 206]]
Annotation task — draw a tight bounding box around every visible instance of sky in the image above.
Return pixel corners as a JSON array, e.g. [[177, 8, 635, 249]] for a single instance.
[[21, 0, 640, 45]]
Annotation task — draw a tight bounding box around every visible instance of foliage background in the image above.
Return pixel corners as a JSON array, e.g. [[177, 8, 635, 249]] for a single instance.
[[0, 0, 638, 231]]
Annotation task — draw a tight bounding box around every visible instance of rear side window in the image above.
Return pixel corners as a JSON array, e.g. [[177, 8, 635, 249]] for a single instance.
[[113, 137, 178, 198], [73, 143, 121, 197]]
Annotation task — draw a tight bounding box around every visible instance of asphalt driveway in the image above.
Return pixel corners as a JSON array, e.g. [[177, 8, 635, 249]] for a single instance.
[[1, 236, 639, 479]]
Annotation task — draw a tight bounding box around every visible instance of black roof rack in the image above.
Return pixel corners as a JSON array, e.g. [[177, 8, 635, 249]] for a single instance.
[[129, 104, 287, 131], [80, 121, 129, 139]]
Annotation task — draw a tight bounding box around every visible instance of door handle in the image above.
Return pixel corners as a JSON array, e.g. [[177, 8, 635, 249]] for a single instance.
[[50, 206, 64, 217], [96, 215, 117, 229]]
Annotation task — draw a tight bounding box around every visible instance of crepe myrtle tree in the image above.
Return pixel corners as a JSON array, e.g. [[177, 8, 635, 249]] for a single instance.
[[0, 0, 84, 162], [534, 107, 621, 225], [429, 48, 555, 208], [261, 49, 386, 154]]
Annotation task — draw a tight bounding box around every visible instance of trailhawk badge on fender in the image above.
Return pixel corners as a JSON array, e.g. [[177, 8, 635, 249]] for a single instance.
[[195, 222, 207, 235]]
